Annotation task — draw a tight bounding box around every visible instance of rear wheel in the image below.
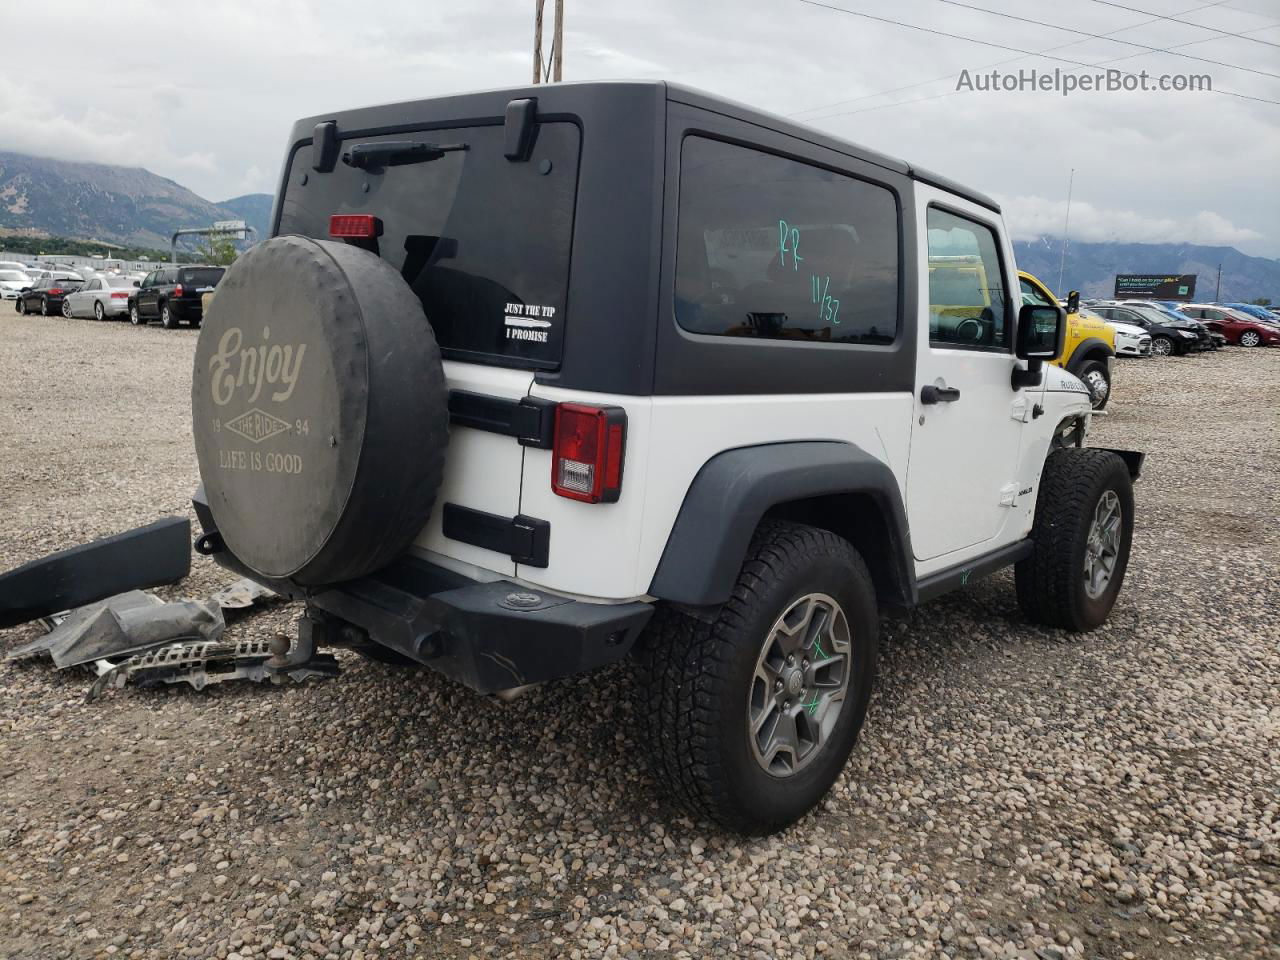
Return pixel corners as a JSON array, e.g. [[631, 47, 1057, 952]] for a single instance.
[[160, 302, 176, 329], [40, 297, 50, 317], [1239, 330, 1263, 347], [1078, 360, 1111, 409], [640, 521, 878, 834], [1150, 336, 1173, 356], [94, 301, 105, 321], [1016, 449, 1134, 632]]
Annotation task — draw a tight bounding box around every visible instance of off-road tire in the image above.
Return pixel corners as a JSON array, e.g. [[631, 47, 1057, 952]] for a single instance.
[[1016, 448, 1134, 632], [160, 302, 176, 329], [640, 521, 878, 834], [1078, 359, 1111, 410]]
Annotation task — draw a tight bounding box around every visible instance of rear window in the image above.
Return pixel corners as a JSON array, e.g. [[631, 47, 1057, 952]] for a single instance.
[[277, 122, 581, 369], [675, 136, 899, 345], [180, 267, 225, 287]]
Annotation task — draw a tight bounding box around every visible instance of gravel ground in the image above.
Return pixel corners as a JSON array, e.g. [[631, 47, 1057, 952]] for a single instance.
[[1, 311, 1277, 960]]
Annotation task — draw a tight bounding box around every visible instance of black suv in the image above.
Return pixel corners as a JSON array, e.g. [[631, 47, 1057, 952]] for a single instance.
[[128, 265, 225, 328], [1090, 304, 1204, 356]]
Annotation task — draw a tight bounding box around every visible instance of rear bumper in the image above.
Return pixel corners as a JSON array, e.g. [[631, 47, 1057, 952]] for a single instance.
[[192, 488, 653, 694]]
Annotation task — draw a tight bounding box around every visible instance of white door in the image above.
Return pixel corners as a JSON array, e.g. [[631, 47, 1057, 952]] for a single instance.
[[906, 189, 1026, 562]]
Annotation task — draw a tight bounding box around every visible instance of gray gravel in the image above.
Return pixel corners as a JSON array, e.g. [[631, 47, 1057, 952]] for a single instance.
[[1, 311, 1277, 960]]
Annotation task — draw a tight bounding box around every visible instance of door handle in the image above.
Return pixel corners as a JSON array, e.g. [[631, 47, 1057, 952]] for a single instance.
[[920, 385, 961, 404]]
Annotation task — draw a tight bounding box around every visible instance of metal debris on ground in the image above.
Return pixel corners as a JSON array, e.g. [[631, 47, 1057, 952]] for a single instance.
[[5, 579, 335, 699], [210, 577, 279, 611], [85, 637, 339, 701]]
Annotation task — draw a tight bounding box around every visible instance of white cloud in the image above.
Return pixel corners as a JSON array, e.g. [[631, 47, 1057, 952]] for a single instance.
[[1002, 196, 1265, 247]]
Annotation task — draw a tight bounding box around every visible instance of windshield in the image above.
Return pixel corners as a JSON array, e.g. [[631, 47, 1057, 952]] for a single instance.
[[104, 276, 135, 288], [277, 122, 581, 369]]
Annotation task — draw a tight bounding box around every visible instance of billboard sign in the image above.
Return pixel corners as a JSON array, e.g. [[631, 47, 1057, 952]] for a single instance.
[[212, 220, 248, 237], [1113, 274, 1197, 301]]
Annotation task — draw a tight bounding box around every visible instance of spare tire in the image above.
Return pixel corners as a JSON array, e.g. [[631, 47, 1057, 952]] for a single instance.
[[192, 236, 448, 587]]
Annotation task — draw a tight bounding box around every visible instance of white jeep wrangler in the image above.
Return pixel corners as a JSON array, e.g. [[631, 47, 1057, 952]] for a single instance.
[[190, 82, 1142, 835]]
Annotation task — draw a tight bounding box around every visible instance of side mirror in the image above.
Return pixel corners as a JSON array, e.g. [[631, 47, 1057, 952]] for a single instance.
[[133, 280, 141, 287], [1066, 291, 1080, 314], [1013, 303, 1066, 388]]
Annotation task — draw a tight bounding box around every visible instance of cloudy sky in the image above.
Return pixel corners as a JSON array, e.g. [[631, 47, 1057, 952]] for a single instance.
[[3, 0, 1278, 255]]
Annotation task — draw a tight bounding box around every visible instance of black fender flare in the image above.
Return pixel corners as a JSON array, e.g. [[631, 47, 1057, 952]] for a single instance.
[[647, 441, 915, 607], [1065, 338, 1114, 375]]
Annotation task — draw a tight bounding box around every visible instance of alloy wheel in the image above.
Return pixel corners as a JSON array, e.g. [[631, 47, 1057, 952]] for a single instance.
[[94, 301, 105, 321], [1240, 331, 1261, 347], [748, 592, 852, 777], [62, 299, 73, 319], [1083, 490, 1122, 600], [1083, 370, 1109, 404], [1151, 338, 1172, 356]]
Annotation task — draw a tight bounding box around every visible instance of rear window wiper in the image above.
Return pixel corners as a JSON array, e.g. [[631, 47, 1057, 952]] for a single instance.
[[341, 141, 468, 170]]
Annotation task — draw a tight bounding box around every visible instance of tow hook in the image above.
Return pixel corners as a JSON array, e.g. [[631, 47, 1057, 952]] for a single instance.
[[266, 610, 326, 674]]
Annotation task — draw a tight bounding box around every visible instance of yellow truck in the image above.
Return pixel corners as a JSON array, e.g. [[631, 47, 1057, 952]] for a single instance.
[[1018, 270, 1116, 409]]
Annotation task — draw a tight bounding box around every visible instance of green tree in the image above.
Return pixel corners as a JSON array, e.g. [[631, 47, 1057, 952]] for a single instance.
[[1251, 297, 1272, 307], [194, 233, 238, 266]]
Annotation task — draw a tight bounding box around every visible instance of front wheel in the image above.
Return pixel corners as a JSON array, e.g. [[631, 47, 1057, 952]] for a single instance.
[[1239, 330, 1263, 347], [640, 521, 878, 834], [15, 297, 26, 315], [1078, 360, 1111, 410], [94, 301, 105, 321], [1150, 336, 1173, 357], [129, 303, 143, 326], [62, 299, 73, 319], [1016, 449, 1134, 632]]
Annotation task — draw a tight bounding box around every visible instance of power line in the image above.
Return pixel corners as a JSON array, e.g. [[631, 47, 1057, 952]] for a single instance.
[[932, 0, 1280, 78], [794, 0, 1280, 109], [789, 0, 1231, 117], [1080, 0, 1280, 47]]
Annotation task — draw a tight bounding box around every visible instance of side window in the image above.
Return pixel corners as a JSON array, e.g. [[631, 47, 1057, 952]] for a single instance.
[[1018, 277, 1055, 308], [142, 272, 155, 287], [86, 280, 100, 292], [926, 207, 1010, 350], [674, 136, 900, 345]]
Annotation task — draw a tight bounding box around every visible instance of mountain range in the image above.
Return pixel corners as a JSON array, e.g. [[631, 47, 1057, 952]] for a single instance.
[[0, 151, 1276, 301], [0, 151, 271, 249]]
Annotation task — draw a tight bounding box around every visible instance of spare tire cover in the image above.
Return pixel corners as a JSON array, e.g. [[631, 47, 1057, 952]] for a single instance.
[[192, 236, 448, 586]]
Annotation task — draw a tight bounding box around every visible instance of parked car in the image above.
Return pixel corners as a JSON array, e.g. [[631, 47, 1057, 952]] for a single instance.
[[1019, 272, 1116, 407], [1089, 304, 1199, 356], [1219, 302, 1280, 324], [1113, 300, 1224, 349], [14, 276, 84, 316], [0, 260, 34, 274], [187, 80, 1142, 834], [62, 274, 137, 320], [128, 265, 226, 328], [1180, 304, 1280, 347], [0, 269, 32, 300], [1096, 311, 1150, 357]]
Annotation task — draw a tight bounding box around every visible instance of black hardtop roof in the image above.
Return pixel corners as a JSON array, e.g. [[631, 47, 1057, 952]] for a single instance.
[[287, 80, 1001, 214]]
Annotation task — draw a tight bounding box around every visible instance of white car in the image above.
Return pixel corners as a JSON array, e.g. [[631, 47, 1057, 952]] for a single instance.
[[1105, 319, 1151, 357], [61, 274, 137, 320], [0, 269, 32, 300]]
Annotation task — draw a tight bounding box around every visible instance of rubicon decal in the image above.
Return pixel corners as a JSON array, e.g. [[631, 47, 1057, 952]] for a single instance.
[[223, 408, 293, 444], [208, 326, 307, 406]]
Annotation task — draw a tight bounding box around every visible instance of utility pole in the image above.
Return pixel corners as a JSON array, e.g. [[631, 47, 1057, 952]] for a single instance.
[[533, 0, 544, 84], [1057, 167, 1074, 294], [532, 0, 563, 84], [1215, 263, 1222, 300]]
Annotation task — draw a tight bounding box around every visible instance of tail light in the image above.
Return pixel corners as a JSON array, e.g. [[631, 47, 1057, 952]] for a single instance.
[[551, 404, 626, 503], [329, 214, 382, 239], [48, 287, 63, 296], [110, 292, 129, 299], [174, 284, 184, 297]]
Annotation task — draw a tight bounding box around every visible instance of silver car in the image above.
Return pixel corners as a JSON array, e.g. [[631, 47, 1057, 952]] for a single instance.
[[62, 275, 137, 320]]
